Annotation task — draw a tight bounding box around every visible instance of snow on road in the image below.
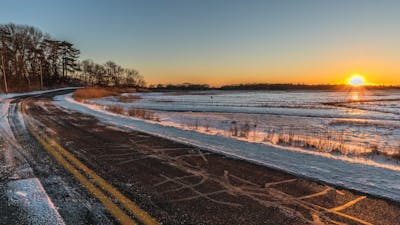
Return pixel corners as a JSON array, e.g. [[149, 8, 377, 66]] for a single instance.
[[0, 98, 23, 171], [1, 87, 79, 170], [55, 93, 400, 202], [7, 178, 65, 225], [0, 87, 79, 100], [1, 88, 69, 224]]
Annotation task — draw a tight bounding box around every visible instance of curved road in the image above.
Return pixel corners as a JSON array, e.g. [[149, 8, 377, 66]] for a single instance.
[[1, 89, 400, 225]]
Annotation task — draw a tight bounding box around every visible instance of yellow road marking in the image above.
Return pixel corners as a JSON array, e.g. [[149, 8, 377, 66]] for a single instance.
[[22, 101, 159, 225], [45, 136, 159, 225], [330, 196, 367, 212], [29, 127, 138, 225]]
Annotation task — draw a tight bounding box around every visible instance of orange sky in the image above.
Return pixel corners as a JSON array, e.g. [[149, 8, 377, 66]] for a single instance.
[[142, 55, 400, 86], [8, 1, 399, 86]]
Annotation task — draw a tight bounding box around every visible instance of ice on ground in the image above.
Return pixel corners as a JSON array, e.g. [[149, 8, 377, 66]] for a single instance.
[[91, 90, 400, 120], [7, 178, 65, 225], [55, 93, 400, 202]]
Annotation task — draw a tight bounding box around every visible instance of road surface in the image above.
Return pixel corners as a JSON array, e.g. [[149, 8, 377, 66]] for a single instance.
[[1, 89, 399, 225]]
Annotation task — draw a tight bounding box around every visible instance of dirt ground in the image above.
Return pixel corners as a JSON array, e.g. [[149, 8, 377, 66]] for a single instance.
[[17, 93, 400, 224]]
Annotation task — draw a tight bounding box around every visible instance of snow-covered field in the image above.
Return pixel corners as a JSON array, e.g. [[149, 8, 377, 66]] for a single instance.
[[90, 90, 400, 158], [55, 91, 400, 202]]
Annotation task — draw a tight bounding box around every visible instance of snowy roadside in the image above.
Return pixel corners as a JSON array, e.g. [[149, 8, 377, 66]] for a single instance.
[[1, 90, 66, 224], [0, 87, 80, 100], [55, 93, 400, 202]]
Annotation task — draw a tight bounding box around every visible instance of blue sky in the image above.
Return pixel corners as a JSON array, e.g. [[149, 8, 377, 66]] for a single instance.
[[1, 0, 400, 85]]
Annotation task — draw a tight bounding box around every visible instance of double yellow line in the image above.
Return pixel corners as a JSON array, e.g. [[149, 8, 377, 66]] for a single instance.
[[21, 101, 159, 225]]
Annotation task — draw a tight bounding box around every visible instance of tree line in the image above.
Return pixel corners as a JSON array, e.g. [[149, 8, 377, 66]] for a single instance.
[[219, 83, 400, 90], [149, 83, 210, 91], [0, 23, 144, 93], [149, 83, 400, 91], [78, 59, 145, 88]]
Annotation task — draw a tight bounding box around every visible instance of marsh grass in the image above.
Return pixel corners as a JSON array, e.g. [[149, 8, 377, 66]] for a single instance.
[[239, 122, 251, 138], [393, 152, 400, 161], [181, 118, 400, 160], [85, 92, 400, 161], [127, 108, 158, 121], [118, 95, 141, 102], [229, 121, 238, 136], [106, 105, 125, 114], [73, 87, 136, 102]]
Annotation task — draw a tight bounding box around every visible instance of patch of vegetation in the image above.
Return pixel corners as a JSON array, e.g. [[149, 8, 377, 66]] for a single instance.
[[392, 152, 400, 161], [73, 87, 136, 102], [106, 105, 125, 114], [0, 23, 145, 93], [127, 108, 158, 121], [118, 95, 141, 103]]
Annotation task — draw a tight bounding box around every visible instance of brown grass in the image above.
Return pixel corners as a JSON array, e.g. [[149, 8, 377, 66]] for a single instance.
[[127, 108, 158, 121], [106, 105, 125, 114], [73, 87, 136, 102], [118, 95, 141, 102], [392, 152, 400, 161]]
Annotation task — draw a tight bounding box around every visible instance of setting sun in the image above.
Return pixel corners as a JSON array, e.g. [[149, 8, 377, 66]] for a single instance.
[[348, 75, 365, 86]]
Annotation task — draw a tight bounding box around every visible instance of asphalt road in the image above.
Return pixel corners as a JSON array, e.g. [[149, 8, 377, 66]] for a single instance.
[[1, 90, 400, 225]]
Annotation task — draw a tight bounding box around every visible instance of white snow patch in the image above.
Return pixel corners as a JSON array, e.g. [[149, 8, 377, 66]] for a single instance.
[[7, 178, 65, 225], [15, 191, 28, 197], [1, 89, 65, 224]]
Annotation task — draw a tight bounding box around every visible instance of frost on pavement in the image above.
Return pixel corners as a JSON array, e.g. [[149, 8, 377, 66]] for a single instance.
[[6, 178, 65, 225], [1, 92, 65, 225]]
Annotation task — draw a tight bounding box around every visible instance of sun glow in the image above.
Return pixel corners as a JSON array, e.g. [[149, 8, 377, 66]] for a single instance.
[[348, 74, 365, 86]]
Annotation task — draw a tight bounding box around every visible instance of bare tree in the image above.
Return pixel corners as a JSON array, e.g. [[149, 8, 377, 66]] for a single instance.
[[0, 28, 11, 93], [0, 23, 83, 92], [1, 23, 146, 92], [125, 68, 144, 87]]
